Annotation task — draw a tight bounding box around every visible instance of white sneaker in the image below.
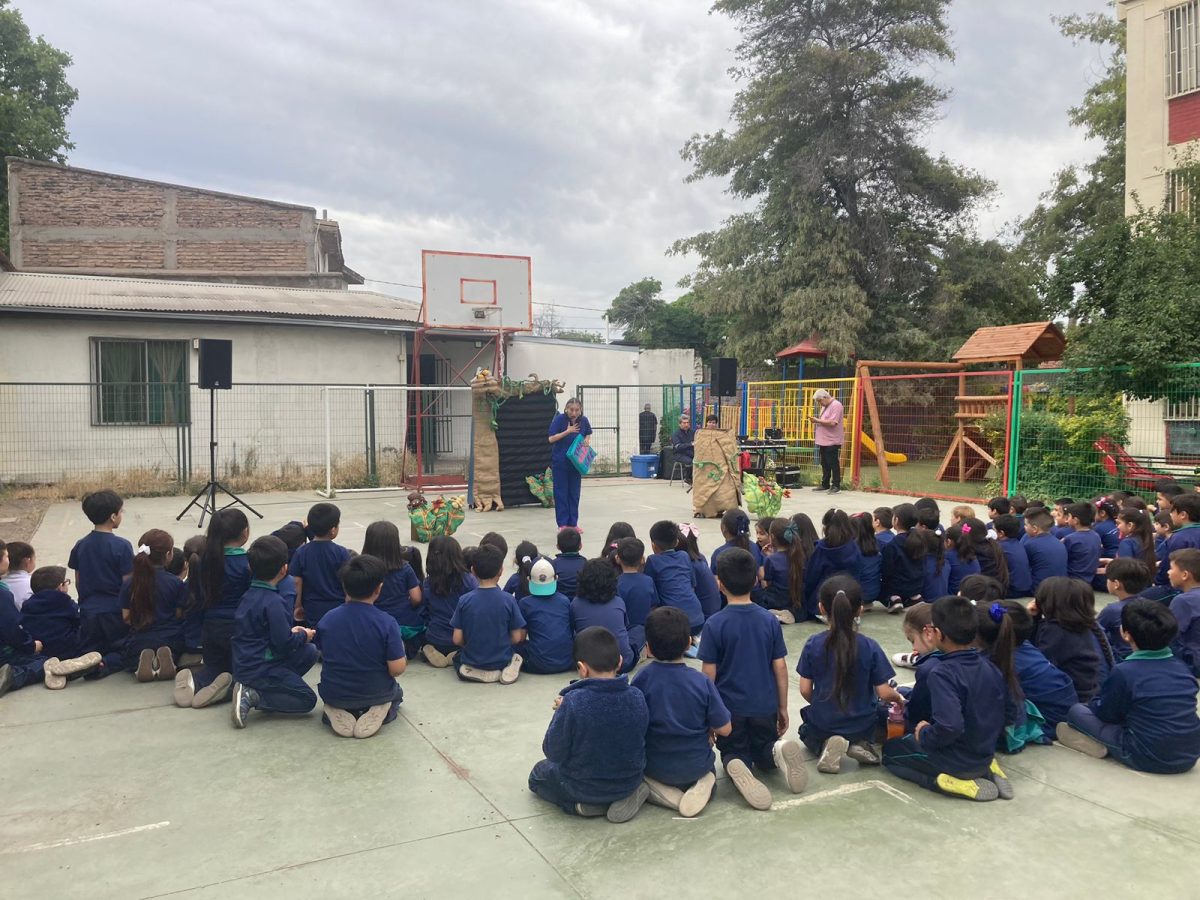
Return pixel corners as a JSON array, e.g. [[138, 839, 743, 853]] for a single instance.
[[678, 771, 716, 817], [499, 653, 523, 685], [770, 609, 796, 625], [421, 645, 454, 668], [173, 669, 195, 707], [459, 664, 501, 683], [817, 736, 849, 774], [725, 758, 772, 810], [325, 705, 357, 737], [892, 651, 921, 669], [772, 740, 809, 793], [353, 702, 392, 738], [644, 776, 685, 811]]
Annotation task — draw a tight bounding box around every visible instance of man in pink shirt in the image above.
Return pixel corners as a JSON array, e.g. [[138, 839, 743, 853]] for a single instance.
[[812, 389, 844, 495]]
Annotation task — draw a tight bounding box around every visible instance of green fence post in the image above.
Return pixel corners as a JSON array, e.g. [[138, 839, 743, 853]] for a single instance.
[[1008, 370, 1023, 496]]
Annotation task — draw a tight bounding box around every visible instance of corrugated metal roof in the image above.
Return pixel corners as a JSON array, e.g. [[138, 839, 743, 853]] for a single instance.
[[0, 271, 420, 325]]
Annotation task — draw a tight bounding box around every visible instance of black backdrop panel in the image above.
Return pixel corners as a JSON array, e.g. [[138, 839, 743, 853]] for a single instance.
[[494, 392, 557, 508]]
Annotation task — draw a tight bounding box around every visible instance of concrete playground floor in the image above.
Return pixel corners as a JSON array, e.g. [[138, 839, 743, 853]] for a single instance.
[[3, 479, 1198, 898]]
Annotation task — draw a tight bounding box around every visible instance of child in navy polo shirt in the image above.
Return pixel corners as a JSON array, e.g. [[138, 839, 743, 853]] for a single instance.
[[798, 576, 903, 774], [420, 536, 477, 668], [187, 509, 251, 710], [451, 545, 527, 684], [120, 530, 188, 682], [699, 548, 807, 810], [1029, 577, 1114, 703], [571, 559, 639, 674], [615, 537, 657, 651], [645, 521, 704, 638], [1155, 494, 1200, 586], [290, 503, 353, 627], [1062, 502, 1103, 585], [882, 595, 1011, 802], [21, 566, 84, 662], [503, 541, 538, 598], [317, 555, 406, 738], [362, 521, 424, 657], [1058, 600, 1200, 774], [633, 607, 732, 817], [552, 528, 586, 599], [1167, 548, 1200, 676], [984, 599, 1077, 741], [1098, 558, 1155, 661], [68, 490, 133, 676], [1051, 498, 1075, 539], [528, 627, 651, 822], [230, 535, 318, 729], [1023, 508, 1068, 595], [0, 541, 50, 695], [994, 515, 1033, 598], [802, 510, 863, 621], [677, 524, 722, 620], [517, 558, 574, 675]]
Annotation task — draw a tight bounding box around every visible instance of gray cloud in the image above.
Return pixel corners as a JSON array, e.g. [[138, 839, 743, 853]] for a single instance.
[[20, 0, 1112, 334]]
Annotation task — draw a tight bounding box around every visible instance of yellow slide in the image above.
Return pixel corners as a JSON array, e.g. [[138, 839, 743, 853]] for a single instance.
[[860, 432, 908, 465]]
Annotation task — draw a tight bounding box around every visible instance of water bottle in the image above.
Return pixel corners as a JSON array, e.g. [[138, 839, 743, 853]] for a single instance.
[[886, 702, 905, 741]]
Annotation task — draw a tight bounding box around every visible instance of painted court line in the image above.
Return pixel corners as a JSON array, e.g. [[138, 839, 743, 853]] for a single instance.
[[7, 821, 170, 854], [770, 780, 914, 811]]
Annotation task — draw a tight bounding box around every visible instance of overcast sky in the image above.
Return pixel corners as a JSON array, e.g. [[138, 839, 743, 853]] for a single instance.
[[21, 0, 1114, 336]]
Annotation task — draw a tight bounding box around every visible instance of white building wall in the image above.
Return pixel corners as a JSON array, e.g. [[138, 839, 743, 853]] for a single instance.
[[1126, 397, 1169, 458]]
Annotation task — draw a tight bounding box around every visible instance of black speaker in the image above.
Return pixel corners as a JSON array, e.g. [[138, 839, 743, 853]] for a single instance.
[[198, 339, 233, 390], [711, 357, 737, 397]]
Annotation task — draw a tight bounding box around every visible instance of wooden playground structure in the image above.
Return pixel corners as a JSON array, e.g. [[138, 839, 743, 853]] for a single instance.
[[857, 322, 1066, 491]]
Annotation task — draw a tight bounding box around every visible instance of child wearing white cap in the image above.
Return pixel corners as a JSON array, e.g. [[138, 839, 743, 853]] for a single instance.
[[518, 558, 575, 674]]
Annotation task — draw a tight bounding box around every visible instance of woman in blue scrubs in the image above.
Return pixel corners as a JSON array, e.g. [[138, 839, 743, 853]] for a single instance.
[[548, 397, 592, 528]]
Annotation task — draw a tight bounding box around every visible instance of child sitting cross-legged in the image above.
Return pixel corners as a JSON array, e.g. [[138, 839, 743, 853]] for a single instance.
[[290, 502, 353, 627], [517, 558, 574, 675], [632, 607, 732, 817], [882, 595, 1012, 802], [699, 548, 808, 810], [615, 537, 658, 651], [1057, 599, 1200, 774], [552, 527, 586, 599], [362, 521, 425, 658], [528, 626, 651, 823], [1167, 548, 1200, 676], [120, 530, 189, 682], [229, 535, 319, 730], [1098, 558, 1155, 661], [316, 555, 407, 738], [1028, 577, 1115, 703], [797, 576, 903, 773], [450, 544, 527, 684], [20, 566, 91, 682], [645, 521, 705, 638], [571, 559, 640, 674], [420, 536, 477, 668]]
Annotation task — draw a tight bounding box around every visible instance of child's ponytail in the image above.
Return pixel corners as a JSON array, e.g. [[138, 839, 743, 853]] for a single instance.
[[513, 540, 539, 596], [721, 509, 752, 553], [770, 519, 806, 609], [945, 523, 975, 563], [203, 509, 249, 609], [977, 600, 1024, 701], [129, 529, 174, 632], [818, 575, 862, 712], [1118, 508, 1158, 572]]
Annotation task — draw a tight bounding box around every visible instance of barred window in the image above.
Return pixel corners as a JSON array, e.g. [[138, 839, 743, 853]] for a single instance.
[[91, 338, 190, 425], [1165, 167, 1200, 218], [1167, 2, 1200, 97]]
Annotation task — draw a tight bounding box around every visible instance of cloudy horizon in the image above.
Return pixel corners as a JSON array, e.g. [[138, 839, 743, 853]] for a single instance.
[[19, 0, 1114, 337]]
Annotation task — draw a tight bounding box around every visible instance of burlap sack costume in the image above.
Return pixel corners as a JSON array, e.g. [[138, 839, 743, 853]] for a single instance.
[[692, 428, 741, 517]]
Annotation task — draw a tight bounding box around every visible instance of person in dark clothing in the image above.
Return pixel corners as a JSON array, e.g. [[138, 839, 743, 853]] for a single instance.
[[1058, 600, 1200, 774], [639, 404, 658, 455], [528, 627, 651, 822], [671, 413, 695, 484]]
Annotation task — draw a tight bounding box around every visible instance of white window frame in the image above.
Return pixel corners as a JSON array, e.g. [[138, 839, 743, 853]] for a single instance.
[[1167, 2, 1200, 98]]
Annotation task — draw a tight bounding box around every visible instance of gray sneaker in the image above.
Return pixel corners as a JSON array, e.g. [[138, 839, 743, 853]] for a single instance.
[[230, 682, 257, 729], [43, 657, 66, 690], [135, 649, 156, 682], [191, 672, 233, 709], [574, 803, 608, 817], [847, 741, 881, 766], [353, 702, 392, 738], [678, 771, 716, 818], [325, 705, 358, 737], [817, 736, 850, 774], [772, 740, 809, 793], [725, 758, 772, 810], [499, 653, 524, 685], [173, 669, 195, 707], [155, 647, 177, 681], [1056, 722, 1109, 759], [459, 664, 501, 683], [421, 645, 454, 668], [606, 781, 650, 823]]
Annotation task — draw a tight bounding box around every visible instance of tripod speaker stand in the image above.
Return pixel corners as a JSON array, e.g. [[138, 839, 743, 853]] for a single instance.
[[176, 340, 263, 528]]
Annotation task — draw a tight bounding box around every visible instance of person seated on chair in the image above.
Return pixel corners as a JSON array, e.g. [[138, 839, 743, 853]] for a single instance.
[[671, 414, 695, 484]]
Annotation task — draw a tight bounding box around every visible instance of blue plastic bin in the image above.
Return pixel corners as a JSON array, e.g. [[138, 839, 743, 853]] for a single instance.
[[631, 454, 659, 479]]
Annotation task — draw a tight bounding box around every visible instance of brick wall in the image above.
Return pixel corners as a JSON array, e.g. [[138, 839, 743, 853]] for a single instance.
[[1169, 92, 1200, 145], [22, 240, 165, 269], [176, 191, 304, 229], [15, 167, 166, 227], [176, 240, 308, 270]]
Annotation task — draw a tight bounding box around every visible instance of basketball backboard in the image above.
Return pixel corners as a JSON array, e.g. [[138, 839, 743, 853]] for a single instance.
[[420, 250, 533, 331]]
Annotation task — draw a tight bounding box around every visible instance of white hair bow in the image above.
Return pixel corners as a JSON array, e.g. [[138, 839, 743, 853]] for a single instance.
[[137, 544, 152, 556]]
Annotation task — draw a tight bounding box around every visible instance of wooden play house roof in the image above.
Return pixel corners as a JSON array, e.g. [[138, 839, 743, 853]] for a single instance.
[[951, 322, 1066, 366], [776, 337, 828, 359]]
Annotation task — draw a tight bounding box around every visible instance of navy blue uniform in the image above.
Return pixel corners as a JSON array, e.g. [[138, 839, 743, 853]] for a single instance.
[[692, 556, 721, 619], [883, 648, 1006, 789], [902, 651, 944, 732], [317, 601, 405, 712], [882, 533, 925, 604], [617, 572, 657, 631], [422, 573, 477, 653], [518, 592, 574, 674], [1032, 619, 1104, 703], [802, 541, 861, 619], [1169, 587, 1200, 677], [760, 551, 794, 611], [921, 554, 950, 602], [1098, 595, 1151, 661], [1115, 535, 1148, 564], [528, 676, 648, 812], [290, 540, 353, 626], [119, 569, 189, 662], [710, 541, 763, 576], [1013, 641, 1077, 738], [450, 586, 526, 672], [797, 631, 894, 752], [233, 582, 317, 714], [999, 539, 1033, 597], [1, 584, 44, 690], [645, 550, 703, 631], [854, 549, 883, 604], [1025, 534, 1068, 594], [195, 548, 252, 691], [375, 564, 422, 630], [548, 412, 592, 528], [1067, 649, 1200, 774], [21, 589, 82, 659], [698, 602, 788, 772], [571, 596, 637, 674], [632, 660, 730, 787], [552, 553, 585, 600], [945, 550, 980, 596], [68, 530, 133, 668], [1156, 523, 1200, 585], [1063, 529, 1102, 584], [1094, 519, 1120, 557]]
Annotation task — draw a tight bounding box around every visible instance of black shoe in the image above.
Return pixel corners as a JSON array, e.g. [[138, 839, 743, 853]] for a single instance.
[[829, 487, 841, 494], [813, 487, 829, 493]]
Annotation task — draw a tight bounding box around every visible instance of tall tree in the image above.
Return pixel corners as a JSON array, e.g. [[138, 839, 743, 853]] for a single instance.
[[0, 0, 77, 252], [639, 291, 726, 362], [603, 277, 666, 343], [673, 0, 990, 364]]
